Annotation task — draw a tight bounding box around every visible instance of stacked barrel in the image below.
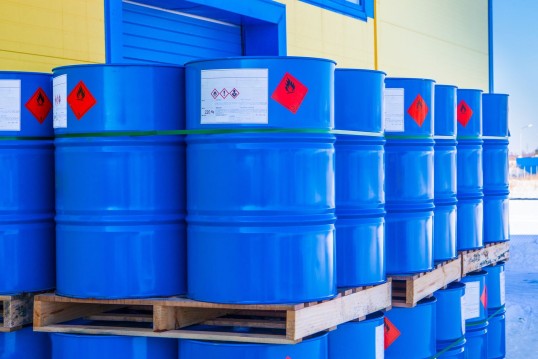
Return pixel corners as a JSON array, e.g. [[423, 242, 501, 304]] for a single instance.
[[333, 69, 386, 288], [433, 85, 458, 262], [456, 89, 484, 250], [482, 94, 510, 243], [0, 71, 54, 356], [484, 262, 507, 359], [384, 78, 435, 274], [51, 65, 185, 356], [461, 270, 489, 358], [434, 282, 467, 357]]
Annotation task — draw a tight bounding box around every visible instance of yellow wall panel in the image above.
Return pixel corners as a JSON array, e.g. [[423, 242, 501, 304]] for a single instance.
[[377, 0, 488, 90], [276, 0, 375, 69], [0, 0, 105, 72]]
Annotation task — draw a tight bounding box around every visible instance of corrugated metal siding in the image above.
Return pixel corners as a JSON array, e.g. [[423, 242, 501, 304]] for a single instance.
[[121, 1, 242, 64]]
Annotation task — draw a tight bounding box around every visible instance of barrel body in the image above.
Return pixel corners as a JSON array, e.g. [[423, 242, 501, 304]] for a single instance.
[[384, 77, 435, 275], [328, 312, 384, 359], [0, 72, 55, 294], [457, 197, 484, 251], [179, 333, 328, 359], [457, 89, 482, 138], [482, 94, 509, 138], [462, 270, 488, 357], [186, 57, 336, 303], [457, 139, 484, 196], [435, 282, 466, 344], [53, 65, 186, 298], [487, 308, 506, 359], [334, 69, 385, 287], [483, 194, 510, 244], [436, 340, 466, 358], [385, 296, 437, 359], [484, 262, 506, 309], [465, 321, 489, 359], [483, 139, 509, 195], [0, 327, 51, 359], [434, 202, 457, 261], [51, 333, 177, 358]]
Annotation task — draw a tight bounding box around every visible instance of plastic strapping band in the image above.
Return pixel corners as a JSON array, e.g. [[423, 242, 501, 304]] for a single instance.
[[0, 136, 54, 140], [54, 128, 385, 138], [431, 336, 466, 359], [465, 305, 506, 328]]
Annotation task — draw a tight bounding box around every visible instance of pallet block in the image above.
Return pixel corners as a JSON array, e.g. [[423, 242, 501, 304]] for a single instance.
[[390, 258, 462, 308], [461, 241, 510, 275], [1, 293, 38, 332], [33, 282, 392, 344]]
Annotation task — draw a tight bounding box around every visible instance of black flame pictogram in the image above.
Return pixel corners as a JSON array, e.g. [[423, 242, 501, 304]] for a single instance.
[[285, 77, 295, 94], [416, 99, 423, 110], [460, 104, 467, 113], [37, 91, 45, 106], [76, 85, 85, 100]]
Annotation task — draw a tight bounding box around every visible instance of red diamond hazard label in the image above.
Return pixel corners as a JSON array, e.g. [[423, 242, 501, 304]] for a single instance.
[[67, 81, 97, 120], [407, 94, 429, 127], [457, 100, 473, 127], [271, 72, 308, 114], [384, 317, 401, 349], [481, 285, 488, 309], [25, 87, 52, 124]]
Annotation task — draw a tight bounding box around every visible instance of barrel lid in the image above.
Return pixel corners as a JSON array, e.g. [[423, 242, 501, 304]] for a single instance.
[[435, 84, 458, 89], [336, 68, 387, 76], [457, 88, 484, 93], [0, 70, 51, 76], [53, 63, 184, 72], [185, 56, 337, 66], [386, 77, 436, 83]]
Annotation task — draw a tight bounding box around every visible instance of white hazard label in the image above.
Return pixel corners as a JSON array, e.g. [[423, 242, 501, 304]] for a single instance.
[[53, 74, 67, 128], [460, 295, 466, 334], [200, 68, 268, 124], [0, 80, 21, 131], [375, 324, 384, 359], [384, 88, 405, 132], [500, 270, 506, 305], [463, 281, 481, 320]]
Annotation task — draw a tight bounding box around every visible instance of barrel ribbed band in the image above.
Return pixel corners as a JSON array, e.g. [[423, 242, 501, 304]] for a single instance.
[[482, 136, 510, 140], [432, 336, 466, 359], [433, 135, 456, 140], [385, 135, 433, 140]]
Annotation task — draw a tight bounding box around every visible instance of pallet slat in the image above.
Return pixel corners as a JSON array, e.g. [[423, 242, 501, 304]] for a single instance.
[[461, 241, 510, 275]]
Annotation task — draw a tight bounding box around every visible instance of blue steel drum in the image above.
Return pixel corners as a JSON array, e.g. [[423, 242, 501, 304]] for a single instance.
[[435, 282, 466, 344], [483, 139, 509, 195], [385, 296, 437, 359], [465, 321, 488, 359], [53, 65, 186, 298], [334, 69, 385, 287], [482, 94, 509, 138], [328, 311, 384, 359], [457, 139, 483, 197], [384, 78, 434, 274], [483, 262, 506, 310], [434, 203, 457, 262], [457, 89, 482, 138], [186, 57, 335, 303], [435, 85, 458, 137], [486, 308, 506, 359], [0, 72, 55, 294], [385, 209, 433, 274], [51, 333, 177, 358], [0, 327, 51, 358], [483, 194, 509, 244], [179, 332, 328, 359], [461, 271, 488, 324], [457, 197, 484, 251]]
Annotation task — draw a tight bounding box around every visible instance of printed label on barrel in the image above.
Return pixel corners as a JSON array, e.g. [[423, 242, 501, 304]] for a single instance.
[[375, 324, 385, 358], [407, 94, 429, 127], [201, 68, 268, 124], [53, 75, 67, 129], [384, 317, 401, 349], [0, 79, 21, 131], [384, 88, 404, 132], [25, 87, 52, 124], [457, 100, 473, 127], [463, 281, 481, 320], [500, 270, 506, 305], [271, 72, 308, 114], [67, 80, 97, 120], [461, 296, 466, 335]]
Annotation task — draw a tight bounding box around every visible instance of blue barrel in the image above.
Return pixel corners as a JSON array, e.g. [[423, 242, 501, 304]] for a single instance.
[[53, 65, 186, 298], [483, 94, 509, 138], [186, 57, 336, 303], [385, 296, 437, 358], [483, 194, 510, 243], [384, 78, 435, 274], [334, 69, 385, 287], [0, 72, 55, 294], [461, 271, 488, 323], [51, 333, 177, 358], [0, 327, 51, 358], [486, 307, 506, 359], [482, 138, 509, 195], [457, 89, 483, 251], [434, 85, 458, 262], [435, 282, 466, 345], [179, 332, 328, 358], [329, 311, 384, 358], [483, 262, 505, 310], [435, 339, 466, 358], [465, 321, 489, 359]]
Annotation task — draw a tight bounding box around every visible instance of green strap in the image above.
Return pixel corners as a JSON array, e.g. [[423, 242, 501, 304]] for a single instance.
[[0, 136, 53, 141], [465, 306, 506, 328], [431, 336, 466, 359], [457, 136, 482, 140]]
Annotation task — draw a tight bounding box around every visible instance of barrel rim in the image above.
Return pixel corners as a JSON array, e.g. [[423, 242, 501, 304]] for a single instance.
[[0, 70, 52, 76], [335, 68, 387, 76], [435, 84, 458, 89], [483, 92, 509, 97], [456, 88, 484, 93], [184, 56, 337, 66], [53, 63, 185, 72], [179, 331, 328, 346], [385, 77, 436, 83]]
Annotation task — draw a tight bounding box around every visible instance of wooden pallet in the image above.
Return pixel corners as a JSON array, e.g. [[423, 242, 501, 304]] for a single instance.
[[1, 293, 38, 332], [390, 258, 462, 308], [461, 241, 510, 275], [34, 282, 391, 344]]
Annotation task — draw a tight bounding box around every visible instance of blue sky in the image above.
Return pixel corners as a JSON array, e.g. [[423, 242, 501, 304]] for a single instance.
[[493, 0, 538, 155]]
